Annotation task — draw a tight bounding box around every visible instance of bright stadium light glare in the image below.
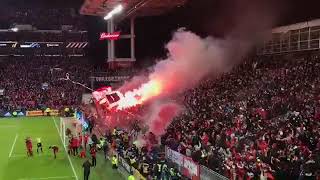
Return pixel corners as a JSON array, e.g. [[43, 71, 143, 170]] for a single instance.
[[113, 4, 123, 14], [104, 14, 113, 20], [104, 4, 123, 20], [11, 27, 19, 32]]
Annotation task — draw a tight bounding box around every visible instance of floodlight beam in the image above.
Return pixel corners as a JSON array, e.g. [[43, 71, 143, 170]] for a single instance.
[[104, 4, 123, 20]]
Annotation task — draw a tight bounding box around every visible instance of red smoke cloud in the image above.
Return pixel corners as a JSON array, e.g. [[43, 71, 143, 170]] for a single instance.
[[146, 102, 181, 136], [93, 0, 282, 136]]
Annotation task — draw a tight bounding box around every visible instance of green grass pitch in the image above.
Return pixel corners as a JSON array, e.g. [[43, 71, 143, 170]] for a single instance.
[[0, 116, 123, 180]]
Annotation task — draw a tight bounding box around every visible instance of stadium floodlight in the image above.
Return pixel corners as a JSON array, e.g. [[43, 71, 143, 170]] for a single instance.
[[11, 27, 19, 32], [104, 14, 113, 20], [104, 4, 123, 20]]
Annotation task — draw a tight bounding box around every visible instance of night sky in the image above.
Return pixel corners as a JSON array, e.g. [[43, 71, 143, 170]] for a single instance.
[[96, 0, 320, 66], [3, 0, 320, 66], [124, 0, 320, 66]]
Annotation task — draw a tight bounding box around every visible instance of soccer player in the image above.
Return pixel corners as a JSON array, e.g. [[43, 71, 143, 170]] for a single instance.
[[25, 137, 33, 157], [49, 145, 59, 159], [73, 136, 79, 155], [78, 133, 83, 148], [68, 139, 72, 155], [84, 133, 89, 150], [36, 137, 43, 153], [79, 149, 86, 159], [90, 146, 97, 167]]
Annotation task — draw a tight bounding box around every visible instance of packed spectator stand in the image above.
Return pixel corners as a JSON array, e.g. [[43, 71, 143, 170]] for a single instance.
[[162, 54, 320, 179], [0, 7, 85, 30], [1, 51, 320, 179], [80, 53, 320, 180], [0, 42, 320, 180], [2, 2, 320, 180], [0, 56, 92, 114], [0, 7, 88, 56]]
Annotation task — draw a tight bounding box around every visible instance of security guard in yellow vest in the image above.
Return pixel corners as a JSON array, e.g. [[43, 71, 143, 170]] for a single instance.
[[64, 107, 70, 117], [97, 138, 105, 149], [111, 155, 118, 169], [128, 171, 135, 180], [45, 108, 51, 116], [170, 167, 180, 180]]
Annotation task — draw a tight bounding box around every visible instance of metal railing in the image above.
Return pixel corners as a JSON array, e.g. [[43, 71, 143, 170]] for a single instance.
[[200, 165, 229, 180], [165, 146, 229, 180]]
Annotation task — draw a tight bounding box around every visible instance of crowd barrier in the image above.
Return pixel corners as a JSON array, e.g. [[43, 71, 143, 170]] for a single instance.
[[0, 109, 60, 117], [165, 147, 200, 180], [26, 110, 44, 116], [26, 110, 60, 117], [0, 111, 25, 117], [165, 146, 228, 180], [95, 129, 227, 180], [97, 133, 227, 180], [200, 165, 228, 180], [108, 148, 147, 180], [118, 155, 132, 173]]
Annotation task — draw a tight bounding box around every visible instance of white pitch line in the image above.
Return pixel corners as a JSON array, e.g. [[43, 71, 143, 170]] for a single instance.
[[18, 176, 75, 180], [0, 125, 17, 128], [52, 117, 78, 180], [10, 154, 25, 158], [11, 153, 64, 158], [9, 133, 18, 158]]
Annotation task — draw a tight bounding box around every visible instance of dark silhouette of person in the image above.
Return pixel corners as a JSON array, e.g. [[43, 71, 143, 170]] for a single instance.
[[82, 159, 92, 180]]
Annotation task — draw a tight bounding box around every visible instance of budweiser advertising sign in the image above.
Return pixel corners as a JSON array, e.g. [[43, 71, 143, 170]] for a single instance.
[[100, 31, 121, 40]]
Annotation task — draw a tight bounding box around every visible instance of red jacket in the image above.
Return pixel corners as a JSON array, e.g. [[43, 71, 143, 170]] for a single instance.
[[90, 148, 96, 157], [84, 135, 89, 144], [26, 140, 32, 149], [80, 150, 86, 158], [79, 136, 83, 145], [71, 138, 77, 148]]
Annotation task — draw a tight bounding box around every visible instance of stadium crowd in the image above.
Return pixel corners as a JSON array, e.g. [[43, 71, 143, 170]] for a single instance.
[[163, 54, 320, 179], [82, 53, 320, 180], [0, 7, 85, 30], [1, 1, 318, 180], [0, 56, 92, 113], [1, 51, 319, 180]]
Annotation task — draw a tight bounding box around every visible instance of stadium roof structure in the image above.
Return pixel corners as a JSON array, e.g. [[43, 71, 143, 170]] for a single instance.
[[80, 0, 188, 20], [272, 18, 320, 33]]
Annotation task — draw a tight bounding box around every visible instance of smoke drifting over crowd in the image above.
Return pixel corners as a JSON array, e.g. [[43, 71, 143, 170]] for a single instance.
[[116, 28, 270, 136], [144, 101, 181, 136], [94, 0, 283, 140]]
